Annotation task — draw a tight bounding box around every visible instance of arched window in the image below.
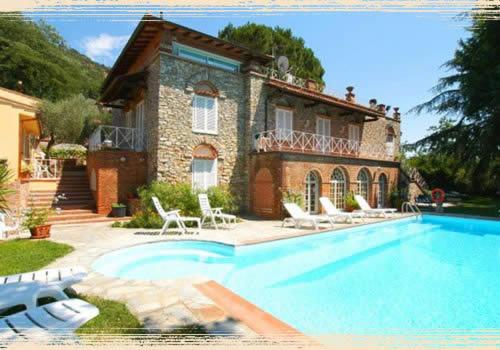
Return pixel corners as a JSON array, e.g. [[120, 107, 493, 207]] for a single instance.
[[356, 169, 370, 201], [378, 174, 388, 208], [305, 171, 320, 214], [330, 168, 347, 209], [192, 144, 218, 190]]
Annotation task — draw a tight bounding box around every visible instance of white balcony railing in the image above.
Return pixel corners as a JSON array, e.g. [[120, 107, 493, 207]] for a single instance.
[[253, 129, 396, 161], [263, 67, 306, 89], [89, 125, 144, 152], [25, 158, 62, 179]]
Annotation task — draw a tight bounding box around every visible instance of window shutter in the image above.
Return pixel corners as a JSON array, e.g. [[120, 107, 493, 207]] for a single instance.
[[192, 95, 217, 133], [192, 159, 204, 189], [192, 95, 206, 131], [349, 125, 360, 142], [206, 97, 217, 133], [207, 159, 217, 188]]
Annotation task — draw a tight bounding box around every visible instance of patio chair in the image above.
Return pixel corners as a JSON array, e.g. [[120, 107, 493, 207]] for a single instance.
[[0, 267, 87, 312], [198, 194, 236, 230], [282, 203, 335, 230], [152, 196, 201, 234], [0, 298, 99, 344], [0, 212, 19, 240], [354, 195, 397, 218], [319, 197, 365, 223]]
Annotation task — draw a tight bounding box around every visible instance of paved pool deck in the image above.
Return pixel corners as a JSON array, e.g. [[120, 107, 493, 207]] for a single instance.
[[37, 214, 415, 337]]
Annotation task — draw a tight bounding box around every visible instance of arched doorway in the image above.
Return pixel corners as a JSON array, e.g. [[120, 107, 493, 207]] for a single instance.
[[356, 169, 370, 201], [378, 173, 388, 208], [330, 168, 347, 209], [305, 171, 320, 214], [253, 168, 275, 218]]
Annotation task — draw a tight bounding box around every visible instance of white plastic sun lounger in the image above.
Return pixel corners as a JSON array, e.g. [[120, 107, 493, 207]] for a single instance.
[[354, 195, 398, 218], [0, 298, 99, 344], [0, 267, 87, 311], [152, 196, 201, 234], [198, 194, 236, 230], [319, 197, 365, 223], [282, 203, 335, 230]]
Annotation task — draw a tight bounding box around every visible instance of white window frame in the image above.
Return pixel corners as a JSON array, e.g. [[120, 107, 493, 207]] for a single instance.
[[316, 116, 331, 152], [275, 107, 293, 141], [192, 158, 218, 191], [192, 94, 218, 135]]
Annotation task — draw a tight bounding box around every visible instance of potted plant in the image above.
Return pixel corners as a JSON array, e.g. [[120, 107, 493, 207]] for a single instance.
[[22, 208, 51, 239], [20, 160, 32, 180], [344, 192, 360, 212], [111, 203, 127, 217]]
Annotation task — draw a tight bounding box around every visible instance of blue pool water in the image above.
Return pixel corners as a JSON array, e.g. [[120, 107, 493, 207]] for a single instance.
[[92, 215, 500, 334]]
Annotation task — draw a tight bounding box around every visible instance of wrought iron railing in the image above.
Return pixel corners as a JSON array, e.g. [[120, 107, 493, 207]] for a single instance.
[[263, 67, 306, 89], [89, 125, 144, 152], [253, 129, 396, 161], [25, 158, 63, 179]]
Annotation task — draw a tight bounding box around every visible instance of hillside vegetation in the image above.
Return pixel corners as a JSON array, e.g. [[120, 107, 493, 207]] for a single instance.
[[0, 14, 107, 100]]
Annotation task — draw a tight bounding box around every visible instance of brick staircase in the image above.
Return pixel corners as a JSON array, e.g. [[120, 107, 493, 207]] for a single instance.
[[28, 164, 126, 225]]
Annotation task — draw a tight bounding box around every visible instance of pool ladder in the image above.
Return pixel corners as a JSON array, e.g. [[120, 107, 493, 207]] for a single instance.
[[401, 202, 422, 216]]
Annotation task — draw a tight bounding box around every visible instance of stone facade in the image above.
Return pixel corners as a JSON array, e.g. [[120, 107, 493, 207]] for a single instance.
[[109, 45, 402, 217], [153, 53, 251, 209]]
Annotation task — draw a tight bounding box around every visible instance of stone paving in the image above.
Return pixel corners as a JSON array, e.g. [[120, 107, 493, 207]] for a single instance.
[[36, 214, 415, 336]]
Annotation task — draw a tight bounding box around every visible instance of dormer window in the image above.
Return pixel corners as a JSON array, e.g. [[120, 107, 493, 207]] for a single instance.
[[173, 43, 240, 72]]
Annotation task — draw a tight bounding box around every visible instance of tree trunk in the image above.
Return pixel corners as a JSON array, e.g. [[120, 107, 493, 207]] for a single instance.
[[45, 134, 55, 159]]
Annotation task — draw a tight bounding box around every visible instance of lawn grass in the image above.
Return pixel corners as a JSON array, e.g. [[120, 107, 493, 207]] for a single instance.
[[421, 195, 500, 218], [0, 239, 73, 275], [0, 239, 146, 334]]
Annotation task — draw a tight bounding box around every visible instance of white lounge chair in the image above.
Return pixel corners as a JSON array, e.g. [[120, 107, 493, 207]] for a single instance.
[[0, 267, 87, 312], [198, 194, 236, 230], [0, 212, 19, 240], [319, 197, 365, 223], [354, 195, 397, 218], [152, 196, 201, 234], [282, 203, 335, 230], [0, 298, 99, 344]]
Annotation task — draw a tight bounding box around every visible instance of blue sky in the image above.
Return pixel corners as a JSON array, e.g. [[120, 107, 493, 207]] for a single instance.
[[35, 11, 469, 144]]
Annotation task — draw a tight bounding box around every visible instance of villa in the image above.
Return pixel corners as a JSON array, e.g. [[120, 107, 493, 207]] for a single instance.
[[89, 14, 421, 218]]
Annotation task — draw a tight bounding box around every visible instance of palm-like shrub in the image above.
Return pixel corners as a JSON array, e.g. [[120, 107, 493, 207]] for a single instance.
[[0, 163, 14, 212]]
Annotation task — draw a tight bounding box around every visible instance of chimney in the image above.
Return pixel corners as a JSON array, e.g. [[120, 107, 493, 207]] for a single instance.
[[369, 99, 377, 108], [345, 86, 355, 102], [386, 105, 391, 113], [305, 79, 318, 91], [393, 107, 401, 120], [377, 104, 386, 113]]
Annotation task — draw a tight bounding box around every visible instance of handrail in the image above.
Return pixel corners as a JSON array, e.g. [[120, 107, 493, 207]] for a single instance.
[[25, 158, 62, 179], [401, 201, 422, 215], [254, 129, 396, 161], [89, 125, 143, 152]]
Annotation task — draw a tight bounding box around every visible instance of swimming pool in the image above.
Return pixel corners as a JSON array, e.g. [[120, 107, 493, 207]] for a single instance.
[[92, 215, 500, 334]]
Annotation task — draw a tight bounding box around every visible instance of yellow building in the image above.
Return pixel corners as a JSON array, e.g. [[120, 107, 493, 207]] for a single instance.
[[0, 86, 41, 180]]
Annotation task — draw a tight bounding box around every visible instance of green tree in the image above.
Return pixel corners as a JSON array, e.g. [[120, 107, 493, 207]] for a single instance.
[[218, 23, 325, 84], [39, 94, 110, 154], [410, 13, 499, 193], [0, 14, 107, 100]]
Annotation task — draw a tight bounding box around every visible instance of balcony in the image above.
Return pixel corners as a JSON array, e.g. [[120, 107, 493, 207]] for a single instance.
[[253, 129, 396, 161], [89, 125, 144, 152]]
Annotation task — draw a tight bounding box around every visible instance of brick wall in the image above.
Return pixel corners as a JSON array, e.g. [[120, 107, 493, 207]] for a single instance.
[[250, 152, 400, 219], [87, 151, 148, 215], [4, 180, 29, 214]]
